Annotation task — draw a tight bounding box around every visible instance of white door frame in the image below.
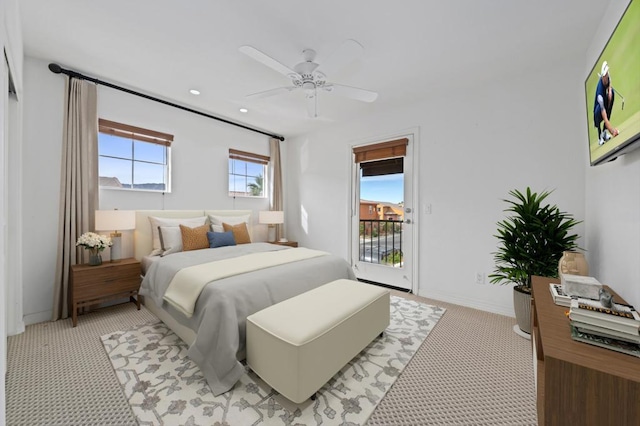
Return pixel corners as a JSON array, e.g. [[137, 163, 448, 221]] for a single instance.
[[348, 127, 420, 293]]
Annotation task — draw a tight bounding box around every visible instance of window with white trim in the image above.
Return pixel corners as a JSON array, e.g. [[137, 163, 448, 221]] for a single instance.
[[228, 149, 269, 198], [98, 119, 172, 192]]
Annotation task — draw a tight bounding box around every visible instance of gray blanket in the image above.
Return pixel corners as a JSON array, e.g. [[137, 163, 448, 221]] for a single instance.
[[139, 242, 356, 395]]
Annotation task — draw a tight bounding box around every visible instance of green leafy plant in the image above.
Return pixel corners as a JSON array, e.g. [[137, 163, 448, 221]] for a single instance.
[[489, 188, 581, 291]]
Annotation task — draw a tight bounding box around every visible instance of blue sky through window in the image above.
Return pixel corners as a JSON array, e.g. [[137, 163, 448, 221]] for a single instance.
[[360, 173, 403, 204], [99, 133, 167, 187]]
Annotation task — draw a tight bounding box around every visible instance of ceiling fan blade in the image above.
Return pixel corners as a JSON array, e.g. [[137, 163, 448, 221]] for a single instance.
[[306, 93, 317, 118], [315, 39, 364, 76], [324, 83, 378, 102], [239, 45, 298, 77], [246, 86, 296, 99]]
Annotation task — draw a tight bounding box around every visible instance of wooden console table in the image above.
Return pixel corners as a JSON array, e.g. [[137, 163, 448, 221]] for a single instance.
[[531, 276, 640, 425]]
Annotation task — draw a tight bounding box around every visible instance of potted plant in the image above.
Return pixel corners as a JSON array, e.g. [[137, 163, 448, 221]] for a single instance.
[[489, 188, 581, 335]]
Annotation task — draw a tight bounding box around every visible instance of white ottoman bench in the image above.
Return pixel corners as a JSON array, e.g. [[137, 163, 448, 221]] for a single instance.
[[246, 279, 390, 403]]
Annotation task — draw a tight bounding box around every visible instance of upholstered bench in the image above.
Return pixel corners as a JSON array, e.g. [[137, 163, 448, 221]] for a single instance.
[[246, 279, 390, 403]]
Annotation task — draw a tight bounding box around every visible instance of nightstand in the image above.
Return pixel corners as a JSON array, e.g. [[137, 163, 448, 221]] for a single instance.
[[273, 241, 298, 247], [69, 257, 141, 327]]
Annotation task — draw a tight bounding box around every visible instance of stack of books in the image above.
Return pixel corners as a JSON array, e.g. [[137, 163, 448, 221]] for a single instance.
[[569, 297, 640, 357]]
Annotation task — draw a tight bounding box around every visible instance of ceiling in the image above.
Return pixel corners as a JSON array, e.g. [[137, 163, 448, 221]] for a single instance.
[[19, 0, 609, 138]]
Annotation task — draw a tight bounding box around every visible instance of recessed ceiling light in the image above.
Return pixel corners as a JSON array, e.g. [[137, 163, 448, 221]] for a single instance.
[[189, 89, 200, 95], [239, 108, 248, 113]]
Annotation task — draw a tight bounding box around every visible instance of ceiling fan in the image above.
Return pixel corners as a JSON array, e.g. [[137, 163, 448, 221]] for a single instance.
[[239, 39, 378, 118]]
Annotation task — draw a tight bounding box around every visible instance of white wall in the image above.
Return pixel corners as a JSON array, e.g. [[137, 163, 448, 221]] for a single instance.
[[2, 0, 24, 422], [286, 58, 588, 317], [21, 56, 274, 323], [585, 0, 639, 308]]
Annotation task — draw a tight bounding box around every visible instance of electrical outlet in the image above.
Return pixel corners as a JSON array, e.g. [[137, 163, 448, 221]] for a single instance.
[[475, 272, 485, 284]]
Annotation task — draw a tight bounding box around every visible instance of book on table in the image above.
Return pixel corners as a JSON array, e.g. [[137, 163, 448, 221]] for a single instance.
[[571, 320, 640, 344], [569, 298, 640, 335], [549, 283, 572, 307], [570, 324, 640, 358]]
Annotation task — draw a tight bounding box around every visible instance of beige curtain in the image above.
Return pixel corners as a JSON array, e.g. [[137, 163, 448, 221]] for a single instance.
[[269, 137, 284, 240], [52, 78, 98, 321]]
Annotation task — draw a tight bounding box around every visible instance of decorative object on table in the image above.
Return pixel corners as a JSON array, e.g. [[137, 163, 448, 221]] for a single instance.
[[558, 250, 589, 276], [259, 210, 284, 243], [561, 273, 602, 300], [76, 232, 112, 266], [95, 209, 136, 261], [599, 288, 614, 309], [489, 188, 581, 335]]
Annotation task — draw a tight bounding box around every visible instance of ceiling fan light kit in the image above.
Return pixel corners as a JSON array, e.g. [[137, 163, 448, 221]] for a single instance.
[[240, 39, 378, 118]]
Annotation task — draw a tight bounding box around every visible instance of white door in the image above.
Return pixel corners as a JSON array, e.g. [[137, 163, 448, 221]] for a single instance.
[[350, 133, 417, 292]]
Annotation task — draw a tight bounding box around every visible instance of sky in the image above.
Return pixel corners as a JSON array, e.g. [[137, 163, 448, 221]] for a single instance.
[[360, 173, 403, 204]]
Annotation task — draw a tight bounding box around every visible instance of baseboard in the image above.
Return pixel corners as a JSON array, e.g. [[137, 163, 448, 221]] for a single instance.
[[7, 321, 25, 336], [418, 288, 515, 318], [23, 310, 52, 326]]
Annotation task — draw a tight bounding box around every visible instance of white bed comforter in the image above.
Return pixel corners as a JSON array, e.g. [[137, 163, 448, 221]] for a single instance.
[[139, 243, 356, 395]]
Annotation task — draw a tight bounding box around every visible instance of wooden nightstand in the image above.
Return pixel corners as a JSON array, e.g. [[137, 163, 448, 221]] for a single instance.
[[273, 241, 298, 247], [69, 258, 141, 327]]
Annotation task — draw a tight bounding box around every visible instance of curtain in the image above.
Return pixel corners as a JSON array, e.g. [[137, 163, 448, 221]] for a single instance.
[[268, 137, 284, 240], [52, 78, 98, 321]]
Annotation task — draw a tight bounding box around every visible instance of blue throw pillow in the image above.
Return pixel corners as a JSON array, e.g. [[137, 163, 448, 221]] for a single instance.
[[207, 231, 237, 248]]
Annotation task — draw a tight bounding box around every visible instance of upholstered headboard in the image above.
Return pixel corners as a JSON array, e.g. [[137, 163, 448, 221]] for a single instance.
[[134, 209, 253, 260]]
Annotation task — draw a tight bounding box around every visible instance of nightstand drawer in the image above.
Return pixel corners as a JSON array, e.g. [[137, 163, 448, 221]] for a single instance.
[[73, 277, 140, 301], [72, 263, 140, 288], [69, 257, 142, 326]]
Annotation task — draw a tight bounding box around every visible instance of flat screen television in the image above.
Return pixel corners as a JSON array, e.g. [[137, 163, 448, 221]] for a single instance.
[[585, 0, 640, 166]]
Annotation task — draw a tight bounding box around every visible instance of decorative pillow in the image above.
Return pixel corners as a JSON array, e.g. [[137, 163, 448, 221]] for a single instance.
[[222, 222, 251, 244], [207, 231, 236, 248], [158, 226, 183, 256], [210, 224, 224, 233], [148, 216, 207, 255], [208, 214, 250, 228], [180, 224, 210, 251]]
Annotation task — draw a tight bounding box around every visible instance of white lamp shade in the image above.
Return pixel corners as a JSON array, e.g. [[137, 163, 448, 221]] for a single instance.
[[259, 210, 284, 225], [95, 210, 136, 231]]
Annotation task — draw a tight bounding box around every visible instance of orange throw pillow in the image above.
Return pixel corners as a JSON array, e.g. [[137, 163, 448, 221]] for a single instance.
[[222, 222, 251, 244], [180, 224, 210, 251]]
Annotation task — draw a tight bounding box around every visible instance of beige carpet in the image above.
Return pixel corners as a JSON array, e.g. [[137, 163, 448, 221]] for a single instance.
[[6, 293, 537, 425]]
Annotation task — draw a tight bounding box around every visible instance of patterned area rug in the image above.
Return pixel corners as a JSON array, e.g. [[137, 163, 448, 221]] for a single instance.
[[101, 296, 445, 425]]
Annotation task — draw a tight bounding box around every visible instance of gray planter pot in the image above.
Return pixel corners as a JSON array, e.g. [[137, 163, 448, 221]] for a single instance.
[[513, 286, 532, 334]]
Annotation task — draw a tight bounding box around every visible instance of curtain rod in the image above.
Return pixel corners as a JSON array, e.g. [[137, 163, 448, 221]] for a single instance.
[[47, 63, 285, 141]]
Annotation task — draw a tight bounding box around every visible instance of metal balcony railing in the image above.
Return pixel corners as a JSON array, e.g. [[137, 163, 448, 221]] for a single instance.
[[359, 219, 403, 267]]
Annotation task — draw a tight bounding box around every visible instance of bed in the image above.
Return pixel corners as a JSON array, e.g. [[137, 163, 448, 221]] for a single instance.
[[134, 210, 356, 395]]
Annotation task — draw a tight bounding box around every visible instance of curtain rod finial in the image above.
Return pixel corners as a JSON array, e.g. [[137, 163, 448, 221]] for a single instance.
[[48, 63, 62, 74]]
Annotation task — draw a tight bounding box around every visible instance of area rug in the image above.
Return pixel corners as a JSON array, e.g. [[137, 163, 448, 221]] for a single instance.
[[101, 296, 445, 425]]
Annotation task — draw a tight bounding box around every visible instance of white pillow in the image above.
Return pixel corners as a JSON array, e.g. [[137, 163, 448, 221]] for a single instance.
[[148, 216, 207, 255], [158, 226, 183, 256], [211, 224, 224, 233], [208, 214, 250, 227]]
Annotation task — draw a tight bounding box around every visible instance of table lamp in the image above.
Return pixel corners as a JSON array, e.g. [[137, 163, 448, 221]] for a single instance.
[[259, 210, 284, 243], [95, 209, 136, 261]]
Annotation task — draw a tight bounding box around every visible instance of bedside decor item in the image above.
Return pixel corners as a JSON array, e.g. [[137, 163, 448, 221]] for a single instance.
[[259, 210, 284, 243], [95, 210, 136, 261], [76, 232, 112, 266], [559, 250, 589, 277], [561, 273, 602, 300], [489, 188, 581, 335]]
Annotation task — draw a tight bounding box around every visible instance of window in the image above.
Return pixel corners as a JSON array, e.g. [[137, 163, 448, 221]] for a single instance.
[[98, 119, 172, 192], [228, 149, 269, 198]]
